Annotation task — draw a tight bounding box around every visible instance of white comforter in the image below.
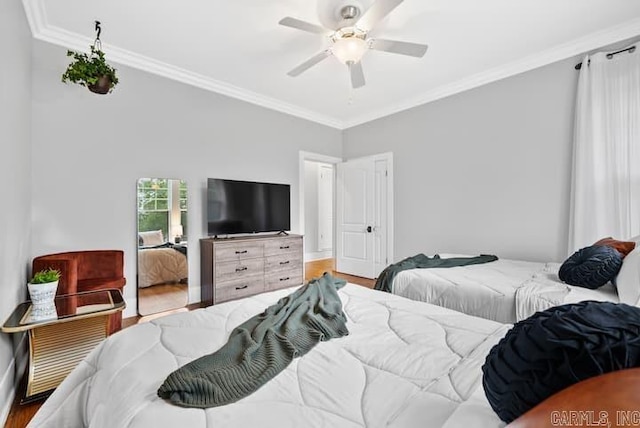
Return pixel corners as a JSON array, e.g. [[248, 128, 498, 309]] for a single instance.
[[393, 257, 619, 324], [29, 284, 508, 428]]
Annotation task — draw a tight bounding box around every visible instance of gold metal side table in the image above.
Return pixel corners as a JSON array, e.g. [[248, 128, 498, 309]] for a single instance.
[[2, 289, 125, 401]]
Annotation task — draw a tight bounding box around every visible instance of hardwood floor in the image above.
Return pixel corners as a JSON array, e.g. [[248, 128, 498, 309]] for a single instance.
[[305, 258, 376, 289], [4, 392, 40, 428], [122, 302, 204, 330], [138, 282, 189, 316], [4, 258, 373, 427]]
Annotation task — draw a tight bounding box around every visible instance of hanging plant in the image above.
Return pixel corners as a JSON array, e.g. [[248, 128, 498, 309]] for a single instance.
[[61, 21, 119, 94]]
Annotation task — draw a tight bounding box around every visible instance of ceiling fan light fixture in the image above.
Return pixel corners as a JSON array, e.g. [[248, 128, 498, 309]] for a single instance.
[[280, 0, 428, 88], [332, 36, 368, 64]]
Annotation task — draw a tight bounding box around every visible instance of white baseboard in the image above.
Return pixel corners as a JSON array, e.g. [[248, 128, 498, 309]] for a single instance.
[[0, 361, 16, 426], [0, 335, 27, 426], [304, 251, 333, 262], [123, 296, 137, 318]]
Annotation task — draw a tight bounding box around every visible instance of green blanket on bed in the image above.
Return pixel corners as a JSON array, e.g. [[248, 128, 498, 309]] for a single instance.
[[374, 253, 499, 293], [157, 273, 349, 408]]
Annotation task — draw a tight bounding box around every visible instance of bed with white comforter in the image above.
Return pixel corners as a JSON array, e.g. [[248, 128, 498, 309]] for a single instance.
[[29, 284, 508, 428], [392, 256, 619, 324], [137, 246, 188, 288]]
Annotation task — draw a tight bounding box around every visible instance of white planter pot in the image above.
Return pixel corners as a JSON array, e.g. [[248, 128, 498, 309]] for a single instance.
[[27, 280, 59, 308]]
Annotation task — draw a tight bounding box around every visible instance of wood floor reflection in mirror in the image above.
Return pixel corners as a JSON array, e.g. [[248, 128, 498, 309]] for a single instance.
[[138, 282, 188, 316], [136, 178, 189, 316]]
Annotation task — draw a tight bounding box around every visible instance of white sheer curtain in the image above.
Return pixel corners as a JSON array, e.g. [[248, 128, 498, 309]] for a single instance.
[[568, 43, 640, 252]]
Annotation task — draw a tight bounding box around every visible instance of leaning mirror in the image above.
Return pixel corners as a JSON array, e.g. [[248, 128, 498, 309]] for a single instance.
[[136, 178, 188, 316]]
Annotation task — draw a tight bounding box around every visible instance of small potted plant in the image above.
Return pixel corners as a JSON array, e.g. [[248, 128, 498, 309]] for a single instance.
[[28, 268, 61, 309], [61, 46, 119, 94]]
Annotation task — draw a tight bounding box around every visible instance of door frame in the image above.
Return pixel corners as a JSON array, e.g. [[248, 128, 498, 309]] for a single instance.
[[376, 152, 394, 270], [298, 151, 343, 266], [371, 152, 395, 274], [316, 163, 335, 255]]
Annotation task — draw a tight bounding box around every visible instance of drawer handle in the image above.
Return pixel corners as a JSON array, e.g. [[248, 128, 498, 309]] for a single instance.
[[279, 261, 290, 265], [235, 266, 248, 272], [235, 250, 248, 254], [279, 277, 290, 282], [235, 285, 248, 290], [279, 246, 290, 250]]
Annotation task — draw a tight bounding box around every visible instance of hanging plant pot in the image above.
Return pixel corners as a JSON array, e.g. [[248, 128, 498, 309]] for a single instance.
[[61, 21, 119, 95], [88, 75, 113, 95]]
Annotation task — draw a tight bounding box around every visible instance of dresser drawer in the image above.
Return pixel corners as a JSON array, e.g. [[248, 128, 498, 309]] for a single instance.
[[264, 237, 302, 257], [265, 272, 303, 292], [215, 242, 264, 261], [215, 276, 265, 303], [265, 254, 303, 275], [215, 258, 264, 282]]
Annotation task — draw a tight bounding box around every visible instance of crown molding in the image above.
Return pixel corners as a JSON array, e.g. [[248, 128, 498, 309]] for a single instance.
[[343, 17, 640, 128], [22, 0, 640, 131], [21, 0, 345, 130], [21, 0, 46, 36]]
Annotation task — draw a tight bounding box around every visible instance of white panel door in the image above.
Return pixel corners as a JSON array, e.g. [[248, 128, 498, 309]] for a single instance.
[[336, 157, 375, 278]]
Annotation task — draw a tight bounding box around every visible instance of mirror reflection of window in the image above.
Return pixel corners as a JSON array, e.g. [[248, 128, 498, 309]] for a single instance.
[[137, 178, 188, 242], [136, 178, 189, 316]]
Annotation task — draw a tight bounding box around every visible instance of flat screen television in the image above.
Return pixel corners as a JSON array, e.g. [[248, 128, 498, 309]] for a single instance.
[[207, 178, 291, 236]]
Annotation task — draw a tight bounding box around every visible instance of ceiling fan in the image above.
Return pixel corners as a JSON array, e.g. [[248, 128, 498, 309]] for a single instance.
[[279, 0, 428, 89]]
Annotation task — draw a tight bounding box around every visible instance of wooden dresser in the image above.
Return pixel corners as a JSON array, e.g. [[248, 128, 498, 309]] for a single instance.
[[200, 234, 303, 306]]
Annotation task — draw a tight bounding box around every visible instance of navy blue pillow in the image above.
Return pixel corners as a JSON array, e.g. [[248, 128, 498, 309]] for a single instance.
[[482, 301, 640, 423], [558, 245, 623, 289]]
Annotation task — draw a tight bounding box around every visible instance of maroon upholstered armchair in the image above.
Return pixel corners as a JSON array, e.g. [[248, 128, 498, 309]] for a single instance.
[[32, 250, 126, 335]]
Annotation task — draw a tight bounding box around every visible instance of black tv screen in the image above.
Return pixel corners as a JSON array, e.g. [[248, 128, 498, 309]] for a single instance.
[[207, 178, 291, 235]]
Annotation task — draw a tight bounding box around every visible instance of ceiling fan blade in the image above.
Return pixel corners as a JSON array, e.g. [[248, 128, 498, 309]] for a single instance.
[[349, 62, 366, 89], [356, 0, 404, 31], [279, 17, 331, 35], [287, 51, 331, 77], [370, 39, 428, 57]]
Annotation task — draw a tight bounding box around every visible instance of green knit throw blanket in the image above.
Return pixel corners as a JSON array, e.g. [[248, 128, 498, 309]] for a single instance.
[[157, 273, 349, 408], [375, 253, 499, 293]]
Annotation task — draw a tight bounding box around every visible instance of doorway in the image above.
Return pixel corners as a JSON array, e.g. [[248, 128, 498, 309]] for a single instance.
[[299, 151, 393, 281], [299, 151, 342, 271], [303, 160, 335, 261]]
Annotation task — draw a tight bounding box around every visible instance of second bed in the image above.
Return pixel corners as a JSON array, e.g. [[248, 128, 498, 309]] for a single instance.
[[390, 255, 619, 324]]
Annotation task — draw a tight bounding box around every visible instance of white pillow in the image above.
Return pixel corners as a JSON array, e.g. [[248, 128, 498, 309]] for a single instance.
[[436, 253, 475, 259], [139, 230, 164, 246], [616, 245, 640, 306]]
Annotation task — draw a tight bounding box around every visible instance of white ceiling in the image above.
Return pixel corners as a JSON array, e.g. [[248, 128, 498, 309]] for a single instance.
[[23, 0, 640, 129]]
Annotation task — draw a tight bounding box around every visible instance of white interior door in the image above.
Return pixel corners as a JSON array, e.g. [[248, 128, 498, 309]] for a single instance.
[[336, 154, 392, 279]]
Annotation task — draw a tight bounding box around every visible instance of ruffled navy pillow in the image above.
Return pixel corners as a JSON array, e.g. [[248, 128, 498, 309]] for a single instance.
[[558, 245, 623, 289], [482, 301, 640, 423]]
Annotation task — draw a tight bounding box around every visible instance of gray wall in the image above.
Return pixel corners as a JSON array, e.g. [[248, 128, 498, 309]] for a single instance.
[[344, 57, 579, 263], [30, 40, 343, 317], [0, 0, 32, 421]]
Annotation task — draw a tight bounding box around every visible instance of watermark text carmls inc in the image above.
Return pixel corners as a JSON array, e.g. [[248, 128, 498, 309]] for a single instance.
[[550, 410, 640, 427]]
